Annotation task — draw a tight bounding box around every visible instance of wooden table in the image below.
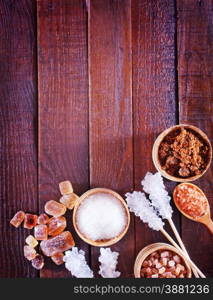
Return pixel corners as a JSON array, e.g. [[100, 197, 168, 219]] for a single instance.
[[0, 0, 212, 278]]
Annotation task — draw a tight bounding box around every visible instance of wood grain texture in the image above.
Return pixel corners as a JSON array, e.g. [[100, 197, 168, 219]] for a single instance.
[[132, 0, 178, 255], [37, 0, 89, 278], [88, 0, 135, 277], [1, 0, 213, 278], [0, 0, 38, 277], [177, 0, 213, 277]]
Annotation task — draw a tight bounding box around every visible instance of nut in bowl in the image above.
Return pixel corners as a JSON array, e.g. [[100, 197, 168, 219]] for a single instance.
[[152, 124, 212, 182], [73, 188, 130, 247], [134, 243, 192, 278]]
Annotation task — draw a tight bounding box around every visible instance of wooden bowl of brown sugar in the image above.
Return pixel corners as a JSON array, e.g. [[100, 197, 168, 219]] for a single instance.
[[152, 124, 212, 182], [134, 243, 192, 278]]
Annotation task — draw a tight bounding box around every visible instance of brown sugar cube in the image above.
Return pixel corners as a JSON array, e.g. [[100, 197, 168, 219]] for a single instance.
[[173, 255, 181, 264], [44, 200, 66, 217], [59, 193, 79, 210], [156, 262, 162, 269], [146, 267, 152, 275], [31, 254, 44, 270], [37, 213, 49, 225], [51, 253, 64, 265], [167, 266, 175, 274], [177, 263, 185, 272], [24, 245, 36, 261], [25, 235, 38, 248], [152, 268, 158, 274], [141, 268, 147, 274], [160, 251, 170, 258], [48, 216, 67, 236], [148, 260, 152, 267], [150, 251, 157, 257], [142, 260, 148, 268], [59, 181, 73, 195], [150, 251, 160, 259], [40, 231, 75, 257], [10, 211, 25, 228], [150, 256, 155, 263], [24, 214, 38, 229], [175, 265, 181, 276], [161, 257, 168, 266], [168, 260, 175, 267], [159, 267, 166, 274], [165, 272, 173, 278], [34, 224, 48, 240]]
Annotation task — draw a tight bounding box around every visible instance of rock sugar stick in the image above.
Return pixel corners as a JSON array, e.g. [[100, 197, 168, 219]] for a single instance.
[[125, 191, 205, 278], [141, 172, 199, 277]]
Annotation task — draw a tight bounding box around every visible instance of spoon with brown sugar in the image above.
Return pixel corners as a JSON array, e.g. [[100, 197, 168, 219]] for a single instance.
[[173, 183, 213, 234]]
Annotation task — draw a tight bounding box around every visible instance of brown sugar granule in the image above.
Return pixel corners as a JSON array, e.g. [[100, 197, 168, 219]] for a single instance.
[[158, 127, 210, 178], [10, 211, 25, 228]]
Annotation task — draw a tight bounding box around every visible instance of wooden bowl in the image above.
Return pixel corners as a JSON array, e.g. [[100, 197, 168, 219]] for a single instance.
[[152, 124, 212, 182], [73, 188, 130, 247], [134, 242, 192, 278]]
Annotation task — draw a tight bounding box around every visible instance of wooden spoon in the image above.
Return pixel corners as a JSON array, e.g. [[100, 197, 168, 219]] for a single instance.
[[173, 183, 213, 234]]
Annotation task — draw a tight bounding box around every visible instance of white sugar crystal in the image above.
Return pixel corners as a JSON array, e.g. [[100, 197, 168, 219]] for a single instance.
[[76, 193, 127, 241], [141, 172, 173, 219], [125, 191, 164, 231], [64, 247, 94, 278], [98, 248, 121, 278]]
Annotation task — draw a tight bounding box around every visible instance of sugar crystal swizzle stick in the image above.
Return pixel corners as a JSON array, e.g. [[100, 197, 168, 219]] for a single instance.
[[141, 172, 199, 278], [125, 191, 205, 278]]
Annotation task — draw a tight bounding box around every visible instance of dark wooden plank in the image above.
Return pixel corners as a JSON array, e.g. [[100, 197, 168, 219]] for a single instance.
[[132, 0, 178, 255], [177, 0, 213, 277], [37, 0, 89, 277], [88, 0, 134, 277], [0, 0, 38, 277]]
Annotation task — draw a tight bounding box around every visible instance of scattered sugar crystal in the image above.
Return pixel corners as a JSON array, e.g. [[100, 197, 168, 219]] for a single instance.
[[10, 211, 25, 228], [141, 172, 173, 219], [37, 213, 49, 225], [31, 254, 44, 270], [60, 193, 79, 210], [25, 235, 38, 248], [44, 200, 66, 217], [64, 247, 94, 278], [98, 248, 121, 278], [48, 216, 67, 236], [125, 191, 164, 231], [76, 193, 127, 241], [34, 224, 48, 240], [24, 245, 36, 261], [24, 214, 38, 229], [59, 181, 73, 195], [40, 231, 75, 256]]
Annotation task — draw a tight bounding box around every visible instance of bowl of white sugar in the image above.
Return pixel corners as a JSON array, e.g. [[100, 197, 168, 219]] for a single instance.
[[73, 188, 130, 246]]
